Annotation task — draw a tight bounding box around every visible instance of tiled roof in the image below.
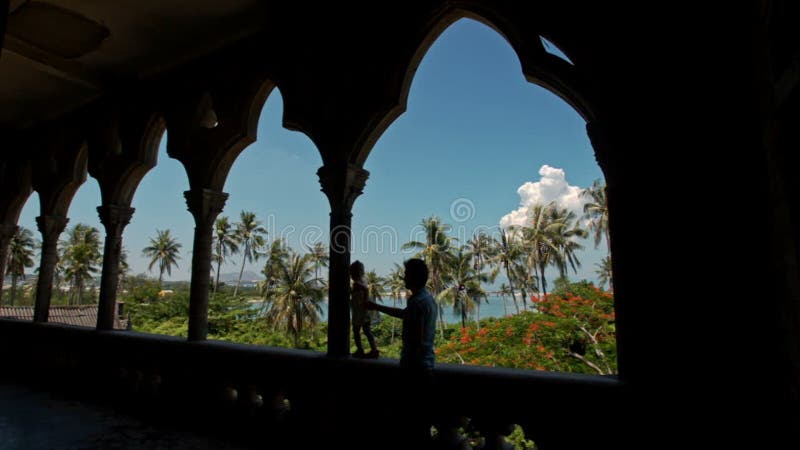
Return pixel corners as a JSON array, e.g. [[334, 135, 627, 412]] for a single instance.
[[0, 304, 129, 330]]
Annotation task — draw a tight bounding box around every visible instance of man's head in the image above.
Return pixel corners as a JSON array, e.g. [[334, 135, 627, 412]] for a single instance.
[[350, 260, 365, 280], [403, 258, 428, 291]]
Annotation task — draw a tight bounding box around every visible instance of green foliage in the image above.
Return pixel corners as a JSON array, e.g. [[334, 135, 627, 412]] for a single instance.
[[125, 283, 190, 336], [361, 316, 403, 358], [124, 277, 616, 375], [123, 286, 326, 350], [60, 224, 103, 304], [507, 424, 535, 449]]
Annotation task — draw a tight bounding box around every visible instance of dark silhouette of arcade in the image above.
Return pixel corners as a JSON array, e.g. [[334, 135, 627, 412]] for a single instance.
[[0, 1, 798, 448]]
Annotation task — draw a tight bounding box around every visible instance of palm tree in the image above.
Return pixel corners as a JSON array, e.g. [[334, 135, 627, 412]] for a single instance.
[[260, 239, 288, 296], [595, 256, 613, 292], [307, 241, 328, 281], [365, 270, 385, 305], [516, 202, 558, 304], [512, 262, 534, 312], [518, 202, 587, 303], [466, 232, 496, 325], [439, 249, 488, 329], [492, 228, 522, 314], [6, 227, 35, 306], [212, 216, 240, 295], [61, 224, 103, 305], [262, 251, 325, 348], [142, 229, 182, 285], [581, 179, 610, 254], [498, 282, 513, 316], [402, 216, 453, 336], [515, 203, 557, 306], [386, 263, 405, 343], [233, 211, 267, 297], [547, 205, 588, 281]]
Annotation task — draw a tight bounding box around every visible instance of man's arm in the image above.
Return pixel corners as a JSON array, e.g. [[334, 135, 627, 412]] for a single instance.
[[365, 301, 404, 319]]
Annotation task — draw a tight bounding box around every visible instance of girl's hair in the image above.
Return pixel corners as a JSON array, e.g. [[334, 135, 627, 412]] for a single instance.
[[350, 260, 365, 275]]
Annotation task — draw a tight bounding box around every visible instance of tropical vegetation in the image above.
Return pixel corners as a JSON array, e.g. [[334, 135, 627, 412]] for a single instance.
[[6, 183, 616, 385]]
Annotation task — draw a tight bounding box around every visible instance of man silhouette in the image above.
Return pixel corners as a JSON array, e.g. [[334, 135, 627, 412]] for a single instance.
[[366, 258, 437, 447]]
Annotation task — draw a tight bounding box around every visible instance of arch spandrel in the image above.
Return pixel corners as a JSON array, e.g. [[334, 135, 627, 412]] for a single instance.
[[87, 101, 165, 207], [162, 72, 279, 192], [0, 159, 33, 225], [30, 126, 89, 218]]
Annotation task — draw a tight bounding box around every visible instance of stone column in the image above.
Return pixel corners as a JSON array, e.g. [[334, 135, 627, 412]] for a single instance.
[[0, 223, 17, 306], [96, 205, 134, 330], [318, 164, 368, 357], [33, 215, 68, 322], [185, 188, 228, 341]]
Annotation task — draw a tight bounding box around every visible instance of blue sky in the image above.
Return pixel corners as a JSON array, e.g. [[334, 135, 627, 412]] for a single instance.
[[17, 19, 606, 287]]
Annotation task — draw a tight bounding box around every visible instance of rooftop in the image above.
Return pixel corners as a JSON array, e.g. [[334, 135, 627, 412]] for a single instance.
[[0, 304, 129, 329]]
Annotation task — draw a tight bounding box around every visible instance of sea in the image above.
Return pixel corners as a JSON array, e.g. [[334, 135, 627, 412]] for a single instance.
[[251, 294, 532, 324]]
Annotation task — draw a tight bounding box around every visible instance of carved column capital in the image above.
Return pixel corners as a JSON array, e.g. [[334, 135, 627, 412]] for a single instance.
[[317, 163, 369, 213], [184, 188, 228, 229], [97, 205, 134, 234], [35, 215, 68, 239]]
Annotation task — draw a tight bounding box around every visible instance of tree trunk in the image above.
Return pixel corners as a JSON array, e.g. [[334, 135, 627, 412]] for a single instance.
[[77, 276, 83, 305], [501, 293, 508, 316], [438, 300, 446, 338], [538, 263, 548, 302], [295, 298, 302, 348], [391, 296, 397, 344], [477, 296, 482, 331], [10, 275, 17, 306], [234, 242, 248, 297], [432, 265, 446, 339], [214, 254, 222, 295], [504, 262, 519, 314], [461, 294, 467, 329]]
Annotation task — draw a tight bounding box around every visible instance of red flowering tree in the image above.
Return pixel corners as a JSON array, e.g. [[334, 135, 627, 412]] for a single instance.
[[436, 281, 616, 374]]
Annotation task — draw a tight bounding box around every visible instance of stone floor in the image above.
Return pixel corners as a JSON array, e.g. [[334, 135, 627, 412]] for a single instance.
[[0, 384, 246, 449]]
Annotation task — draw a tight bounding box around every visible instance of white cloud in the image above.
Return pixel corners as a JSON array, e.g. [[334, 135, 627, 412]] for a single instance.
[[499, 165, 585, 229]]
